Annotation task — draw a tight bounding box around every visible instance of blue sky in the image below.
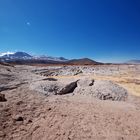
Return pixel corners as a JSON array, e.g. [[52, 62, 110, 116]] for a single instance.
[[0, 0, 140, 62]]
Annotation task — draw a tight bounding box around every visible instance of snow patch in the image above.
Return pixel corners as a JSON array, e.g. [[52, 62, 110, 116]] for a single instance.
[[0, 52, 15, 57]]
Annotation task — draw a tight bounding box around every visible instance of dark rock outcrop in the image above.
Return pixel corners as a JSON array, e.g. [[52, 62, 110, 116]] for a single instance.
[[0, 93, 7, 102], [56, 81, 78, 95]]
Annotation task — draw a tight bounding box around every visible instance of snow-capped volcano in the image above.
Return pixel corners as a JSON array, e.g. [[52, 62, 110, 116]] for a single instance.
[[0, 52, 32, 60]]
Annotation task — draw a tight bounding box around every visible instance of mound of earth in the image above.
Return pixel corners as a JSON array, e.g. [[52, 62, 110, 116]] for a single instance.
[[75, 79, 128, 101], [30, 80, 78, 96], [30, 78, 128, 101]]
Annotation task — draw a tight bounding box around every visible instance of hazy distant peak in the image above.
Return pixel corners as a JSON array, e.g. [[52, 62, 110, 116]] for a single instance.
[[126, 60, 140, 64], [14, 52, 32, 57]]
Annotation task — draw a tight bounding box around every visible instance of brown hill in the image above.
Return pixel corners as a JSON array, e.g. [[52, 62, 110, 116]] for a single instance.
[[66, 58, 102, 65], [0, 58, 102, 66]]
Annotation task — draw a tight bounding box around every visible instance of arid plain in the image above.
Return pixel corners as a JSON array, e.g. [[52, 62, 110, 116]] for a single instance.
[[0, 63, 140, 140]]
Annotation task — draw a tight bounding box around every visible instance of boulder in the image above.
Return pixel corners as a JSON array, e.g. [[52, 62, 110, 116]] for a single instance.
[[13, 115, 24, 122], [56, 80, 78, 95]]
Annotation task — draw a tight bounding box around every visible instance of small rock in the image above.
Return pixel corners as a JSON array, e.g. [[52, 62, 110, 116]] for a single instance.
[[28, 119, 32, 123], [14, 115, 24, 121], [16, 101, 23, 105], [61, 114, 67, 117], [43, 78, 57, 81], [89, 80, 94, 86], [48, 108, 52, 111], [0, 131, 6, 138], [0, 93, 7, 102], [74, 70, 83, 75]]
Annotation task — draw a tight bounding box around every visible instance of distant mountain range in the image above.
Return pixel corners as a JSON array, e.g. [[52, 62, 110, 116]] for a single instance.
[[0, 52, 68, 62], [0, 51, 101, 65], [1, 52, 140, 65], [126, 60, 140, 64]]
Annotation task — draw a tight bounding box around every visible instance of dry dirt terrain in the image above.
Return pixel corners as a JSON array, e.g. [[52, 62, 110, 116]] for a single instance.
[[0, 64, 140, 140]]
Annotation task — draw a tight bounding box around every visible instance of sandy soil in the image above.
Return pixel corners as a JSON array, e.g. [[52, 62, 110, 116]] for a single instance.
[[0, 64, 140, 140]]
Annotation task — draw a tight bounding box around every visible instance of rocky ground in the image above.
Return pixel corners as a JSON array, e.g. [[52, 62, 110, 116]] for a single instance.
[[0, 64, 140, 140]]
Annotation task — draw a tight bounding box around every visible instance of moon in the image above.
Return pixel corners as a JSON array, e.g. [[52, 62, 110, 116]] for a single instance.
[[26, 22, 31, 26]]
